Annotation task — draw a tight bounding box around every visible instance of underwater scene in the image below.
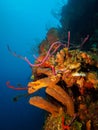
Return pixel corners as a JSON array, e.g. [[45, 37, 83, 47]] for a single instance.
[[0, 0, 98, 130]]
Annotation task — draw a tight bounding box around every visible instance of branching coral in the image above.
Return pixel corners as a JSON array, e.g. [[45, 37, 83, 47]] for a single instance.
[[24, 41, 66, 68]]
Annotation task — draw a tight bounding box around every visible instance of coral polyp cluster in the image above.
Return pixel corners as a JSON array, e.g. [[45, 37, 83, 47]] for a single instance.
[[27, 40, 98, 129]]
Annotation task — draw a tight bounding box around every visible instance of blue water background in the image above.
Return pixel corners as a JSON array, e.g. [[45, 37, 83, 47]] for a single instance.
[[0, 0, 67, 130]]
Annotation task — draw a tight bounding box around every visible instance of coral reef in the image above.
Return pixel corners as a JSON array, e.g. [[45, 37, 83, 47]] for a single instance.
[[7, 28, 98, 129], [7, 1, 98, 129], [27, 36, 98, 129]]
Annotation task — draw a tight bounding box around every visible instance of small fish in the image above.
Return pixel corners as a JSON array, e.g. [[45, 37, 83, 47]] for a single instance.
[[72, 72, 86, 77], [30, 75, 34, 80]]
